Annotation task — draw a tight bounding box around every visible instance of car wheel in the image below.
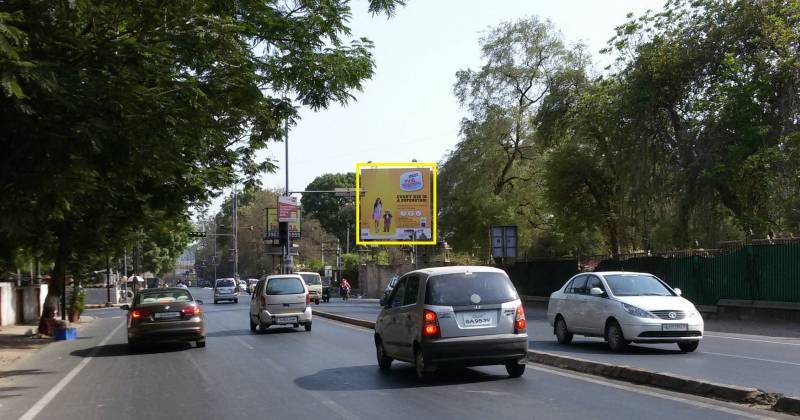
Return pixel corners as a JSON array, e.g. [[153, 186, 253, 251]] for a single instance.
[[127, 338, 140, 350], [196, 339, 206, 348], [304, 323, 312, 332], [213, 300, 218, 304], [249, 317, 257, 332], [414, 347, 433, 380], [259, 323, 268, 333], [505, 361, 526, 378], [606, 321, 629, 352], [234, 299, 238, 304], [678, 341, 699, 352], [315, 299, 320, 305], [376, 338, 392, 371], [555, 316, 573, 345]]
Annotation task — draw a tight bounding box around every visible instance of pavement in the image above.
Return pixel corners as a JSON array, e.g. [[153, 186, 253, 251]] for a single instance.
[[318, 299, 800, 397], [0, 316, 95, 369], [0, 287, 790, 420]]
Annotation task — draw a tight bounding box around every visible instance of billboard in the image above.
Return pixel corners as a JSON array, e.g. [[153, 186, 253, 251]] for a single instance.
[[278, 196, 300, 222], [265, 207, 300, 240], [356, 162, 437, 245]]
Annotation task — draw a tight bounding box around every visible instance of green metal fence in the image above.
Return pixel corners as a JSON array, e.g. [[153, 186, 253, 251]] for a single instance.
[[507, 243, 800, 305]]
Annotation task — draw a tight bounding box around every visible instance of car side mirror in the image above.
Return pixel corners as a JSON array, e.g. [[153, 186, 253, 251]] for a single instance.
[[379, 296, 386, 307], [589, 287, 604, 296], [196, 300, 204, 305], [674, 288, 682, 296], [121, 304, 130, 311]]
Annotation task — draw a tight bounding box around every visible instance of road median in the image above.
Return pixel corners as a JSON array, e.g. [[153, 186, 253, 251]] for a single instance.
[[313, 309, 800, 416]]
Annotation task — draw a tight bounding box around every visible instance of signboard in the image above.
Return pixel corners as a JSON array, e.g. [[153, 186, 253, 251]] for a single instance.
[[324, 265, 332, 278], [356, 162, 437, 245], [265, 207, 300, 240], [491, 225, 517, 259], [278, 196, 300, 222]]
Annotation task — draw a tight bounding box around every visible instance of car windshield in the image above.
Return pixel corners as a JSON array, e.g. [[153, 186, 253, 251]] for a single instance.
[[425, 272, 518, 306], [299, 273, 322, 285], [216, 279, 235, 288], [136, 290, 192, 305], [604, 274, 674, 297], [267, 277, 305, 295]]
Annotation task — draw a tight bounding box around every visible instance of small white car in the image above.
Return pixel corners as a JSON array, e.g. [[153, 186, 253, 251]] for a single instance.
[[547, 272, 704, 352], [249, 274, 312, 332]]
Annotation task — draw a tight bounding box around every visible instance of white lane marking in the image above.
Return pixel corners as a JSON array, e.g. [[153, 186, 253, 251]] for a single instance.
[[526, 365, 772, 419], [701, 351, 800, 367], [19, 321, 125, 420], [233, 336, 255, 350], [705, 334, 800, 346]]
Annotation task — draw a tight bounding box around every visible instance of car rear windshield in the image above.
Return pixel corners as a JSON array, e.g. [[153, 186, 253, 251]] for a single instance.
[[604, 274, 674, 297], [266, 277, 305, 295], [299, 273, 322, 285], [215, 279, 235, 288], [136, 290, 192, 305], [425, 272, 518, 306]]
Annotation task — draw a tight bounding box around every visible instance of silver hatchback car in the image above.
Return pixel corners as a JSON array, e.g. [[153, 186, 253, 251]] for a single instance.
[[374, 266, 529, 379]]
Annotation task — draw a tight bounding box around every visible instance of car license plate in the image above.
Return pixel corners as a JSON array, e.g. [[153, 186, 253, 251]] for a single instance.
[[276, 316, 298, 324], [460, 311, 495, 328], [154, 312, 180, 320], [663, 323, 688, 331]]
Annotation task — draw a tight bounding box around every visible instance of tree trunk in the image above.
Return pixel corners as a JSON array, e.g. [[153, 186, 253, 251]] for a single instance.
[[37, 223, 70, 336]]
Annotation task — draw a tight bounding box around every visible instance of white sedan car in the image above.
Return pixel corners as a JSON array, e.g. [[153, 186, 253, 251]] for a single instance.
[[547, 272, 704, 352]]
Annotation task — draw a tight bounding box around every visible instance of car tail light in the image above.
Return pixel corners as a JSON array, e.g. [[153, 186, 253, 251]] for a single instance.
[[260, 295, 266, 306], [181, 305, 201, 316], [514, 306, 527, 333], [306, 292, 310, 305], [131, 308, 150, 319], [422, 309, 440, 338]]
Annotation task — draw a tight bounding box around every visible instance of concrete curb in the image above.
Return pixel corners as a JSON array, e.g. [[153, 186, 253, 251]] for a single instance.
[[313, 309, 799, 416]]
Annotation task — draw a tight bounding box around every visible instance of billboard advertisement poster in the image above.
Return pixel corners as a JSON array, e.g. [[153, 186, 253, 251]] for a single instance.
[[356, 162, 437, 245], [265, 207, 300, 240], [278, 196, 300, 222]]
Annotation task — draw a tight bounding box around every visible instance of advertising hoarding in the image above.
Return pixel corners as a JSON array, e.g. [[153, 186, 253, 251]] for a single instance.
[[278, 196, 300, 222], [356, 162, 437, 245], [265, 207, 300, 240]]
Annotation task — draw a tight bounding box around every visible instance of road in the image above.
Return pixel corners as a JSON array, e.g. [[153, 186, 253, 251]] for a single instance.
[[0, 288, 789, 420], [317, 299, 800, 397]]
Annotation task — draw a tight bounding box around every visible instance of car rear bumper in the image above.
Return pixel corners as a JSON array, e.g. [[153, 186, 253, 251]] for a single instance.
[[622, 322, 704, 343], [422, 333, 529, 366], [258, 307, 312, 326], [129, 323, 205, 342], [214, 293, 238, 300]]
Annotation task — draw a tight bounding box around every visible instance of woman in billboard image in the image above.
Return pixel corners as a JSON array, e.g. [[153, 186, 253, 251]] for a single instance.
[[372, 197, 382, 232]]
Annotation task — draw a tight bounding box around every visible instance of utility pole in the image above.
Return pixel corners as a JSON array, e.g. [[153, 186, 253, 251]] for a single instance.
[[232, 186, 239, 281], [106, 254, 111, 305], [321, 242, 325, 267]]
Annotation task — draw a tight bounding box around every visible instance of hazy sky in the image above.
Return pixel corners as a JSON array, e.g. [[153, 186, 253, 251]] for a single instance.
[[212, 0, 665, 211]]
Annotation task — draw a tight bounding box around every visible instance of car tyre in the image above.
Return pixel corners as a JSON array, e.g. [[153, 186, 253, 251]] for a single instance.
[[505, 361, 526, 378], [249, 317, 257, 332], [315, 299, 320, 305], [678, 341, 699, 352], [555, 316, 573, 345], [234, 299, 238, 304], [259, 323, 268, 333], [414, 347, 434, 381], [304, 323, 312, 332], [376, 338, 392, 372], [606, 321, 629, 352], [196, 339, 206, 348], [213, 300, 218, 305]]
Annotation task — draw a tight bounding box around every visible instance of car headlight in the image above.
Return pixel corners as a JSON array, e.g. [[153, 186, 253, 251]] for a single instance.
[[687, 310, 701, 319], [621, 303, 657, 319]]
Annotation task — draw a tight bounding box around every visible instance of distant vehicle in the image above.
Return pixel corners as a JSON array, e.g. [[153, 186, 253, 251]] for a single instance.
[[123, 288, 206, 348], [146, 277, 160, 289], [238, 279, 248, 293], [214, 278, 238, 304], [296, 272, 322, 305], [249, 274, 312, 332], [547, 272, 704, 352], [246, 278, 259, 294], [374, 266, 529, 380]]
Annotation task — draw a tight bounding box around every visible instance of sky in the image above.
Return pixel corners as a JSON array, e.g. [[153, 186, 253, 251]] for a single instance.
[[210, 0, 665, 212]]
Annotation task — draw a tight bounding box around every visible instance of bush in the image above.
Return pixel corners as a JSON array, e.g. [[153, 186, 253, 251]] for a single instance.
[[68, 288, 86, 314]]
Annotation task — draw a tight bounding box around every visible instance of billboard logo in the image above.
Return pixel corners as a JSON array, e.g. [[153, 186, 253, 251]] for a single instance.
[[400, 171, 423, 191]]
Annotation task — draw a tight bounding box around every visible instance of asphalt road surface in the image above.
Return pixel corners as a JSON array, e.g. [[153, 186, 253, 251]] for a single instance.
[[317, 299, 800, 397], [0, 288, 790, 420]]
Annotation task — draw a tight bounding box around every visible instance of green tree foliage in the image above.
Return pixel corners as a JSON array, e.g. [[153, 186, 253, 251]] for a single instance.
[[0, 0, 402, 332], [302, 173, 356, 246]]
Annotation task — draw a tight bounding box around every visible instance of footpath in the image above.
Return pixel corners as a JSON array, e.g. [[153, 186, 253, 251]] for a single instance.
[[0, 316, 95, 369]]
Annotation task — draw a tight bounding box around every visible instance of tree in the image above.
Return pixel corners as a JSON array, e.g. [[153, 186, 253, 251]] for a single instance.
[[0, 0, 404, 333], [302, 173, 356, 246]]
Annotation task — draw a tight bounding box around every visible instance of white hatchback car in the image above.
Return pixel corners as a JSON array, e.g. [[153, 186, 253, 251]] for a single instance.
[[249, 275, 312, 332], [547, 272, 704, 352]]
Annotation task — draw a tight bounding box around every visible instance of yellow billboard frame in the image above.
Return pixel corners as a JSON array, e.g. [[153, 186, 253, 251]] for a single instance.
[[355, 162, 438, 246]]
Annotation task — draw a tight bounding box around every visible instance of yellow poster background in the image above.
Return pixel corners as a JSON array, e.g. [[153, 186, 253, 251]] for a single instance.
[[356, 163, 436, 245]]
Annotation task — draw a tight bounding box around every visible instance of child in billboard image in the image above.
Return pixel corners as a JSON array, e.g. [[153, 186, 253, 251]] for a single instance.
[[372, 197, 382, 232], [383, 210, 392, 232]]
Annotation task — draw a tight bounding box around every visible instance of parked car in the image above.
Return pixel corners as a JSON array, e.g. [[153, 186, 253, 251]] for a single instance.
[[547, 271, 704, 352], [123, 288, 205, 348], [374, 266, 529, 380], [213, 278, 238, 304], [296, 271, 322, 305], [249, 274, 312, 332]]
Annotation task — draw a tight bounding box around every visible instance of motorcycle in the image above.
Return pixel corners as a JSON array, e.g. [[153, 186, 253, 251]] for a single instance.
[[340, 287, 350, 301]]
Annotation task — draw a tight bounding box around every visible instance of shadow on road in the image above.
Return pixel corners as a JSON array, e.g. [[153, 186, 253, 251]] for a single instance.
[[295, 364, 507, 391], [531, 340, 683, 355], [70, 342, 192, 358], [0, 369, 52, 379], [0, 386, 34, 399]]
